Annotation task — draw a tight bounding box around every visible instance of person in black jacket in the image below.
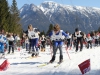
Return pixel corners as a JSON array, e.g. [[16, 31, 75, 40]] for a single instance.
[[74, 28, 84, 52], [7, 33, 15, 54]]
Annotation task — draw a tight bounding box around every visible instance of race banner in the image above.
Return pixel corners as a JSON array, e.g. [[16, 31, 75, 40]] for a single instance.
[[78, 59, 90, 74], [0, 59, 10, 71]]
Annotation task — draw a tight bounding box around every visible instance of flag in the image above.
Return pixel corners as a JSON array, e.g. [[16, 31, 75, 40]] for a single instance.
[[0, 59, 10, 71], [18, 47, 20, 51], [78, 59, 90, 74]]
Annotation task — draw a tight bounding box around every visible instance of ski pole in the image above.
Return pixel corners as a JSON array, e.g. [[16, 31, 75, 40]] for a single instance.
[[65, 45, 71, 60], [49, 40, 53, 57]]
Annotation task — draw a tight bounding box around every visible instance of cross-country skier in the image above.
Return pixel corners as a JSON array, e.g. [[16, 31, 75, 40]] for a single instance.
[[27, 24, 39, 57], [48, 24, 68, 63], [7, 33, 15, 54], [73, 28, 84, 52], [0, 30, 8, 57], [65, 31, 72, 50], [85, 33, 93, 49], [40, 35, 46, 52]]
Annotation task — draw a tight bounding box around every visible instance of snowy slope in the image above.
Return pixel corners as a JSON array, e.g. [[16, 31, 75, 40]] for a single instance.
[[20, 1, 100, 33], [0, 45, 100, 75], [39, 1, 100, 17], [38, 1, 100, 33]]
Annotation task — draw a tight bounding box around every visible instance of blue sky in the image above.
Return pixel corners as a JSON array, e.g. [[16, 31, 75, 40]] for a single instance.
[[8, 0, 100, 9]]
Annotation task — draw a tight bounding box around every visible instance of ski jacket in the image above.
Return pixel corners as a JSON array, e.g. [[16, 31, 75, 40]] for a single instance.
[[41, 37, 46, 41], [66, 34, 72, 39], [86, 37, 93, 42], [28, 28, 39, 39], [0, 34, 7, 43], [49, 30, 68, 41], [94, 35, 99, 40], [75, 31, 84, 38], [7, 36, 14, 41]]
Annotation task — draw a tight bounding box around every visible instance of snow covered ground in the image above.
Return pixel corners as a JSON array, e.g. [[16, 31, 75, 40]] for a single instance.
[[0, 45, 100, 75]]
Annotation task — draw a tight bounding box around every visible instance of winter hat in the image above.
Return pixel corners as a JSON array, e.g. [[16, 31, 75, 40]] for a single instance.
[[75, 28, 79, 32], [87, 34, 90, 37]]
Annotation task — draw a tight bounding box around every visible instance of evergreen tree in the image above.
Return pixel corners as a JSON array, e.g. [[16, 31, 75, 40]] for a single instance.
[[10, 0, 22, 34], [0, 0, 10, 31], [46, 24, 53, 35]]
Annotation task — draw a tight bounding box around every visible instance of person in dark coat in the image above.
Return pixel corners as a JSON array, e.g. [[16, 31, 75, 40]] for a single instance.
[[74, 28, 84, 52]]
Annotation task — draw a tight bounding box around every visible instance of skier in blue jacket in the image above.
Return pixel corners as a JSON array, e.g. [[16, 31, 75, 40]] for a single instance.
[[48, 24, 68, 63], [0, 30, 8, 56]]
